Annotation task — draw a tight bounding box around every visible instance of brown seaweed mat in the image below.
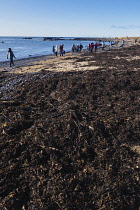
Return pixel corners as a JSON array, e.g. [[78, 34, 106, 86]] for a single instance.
[[0, 46, 140, 209]]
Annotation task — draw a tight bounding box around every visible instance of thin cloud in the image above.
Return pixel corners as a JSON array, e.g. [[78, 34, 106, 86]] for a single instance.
[[112, 25, 140, 29]]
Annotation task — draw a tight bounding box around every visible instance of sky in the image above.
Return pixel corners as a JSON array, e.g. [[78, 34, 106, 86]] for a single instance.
[[0, 0, 140, 37]]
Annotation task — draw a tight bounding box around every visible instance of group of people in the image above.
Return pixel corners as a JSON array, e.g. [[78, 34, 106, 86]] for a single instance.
[[88, 42, 99, 52], [71, 44, 83, 53], [88, 40, 125, 51], [6, 40, 126, 67], [52, 45, 65, 56], [52, 43, 84, 56]]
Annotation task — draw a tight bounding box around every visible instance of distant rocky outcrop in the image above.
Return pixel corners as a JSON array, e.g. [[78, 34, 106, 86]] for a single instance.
[[22, 37, 33, 39], [43, 37, 64, 41]]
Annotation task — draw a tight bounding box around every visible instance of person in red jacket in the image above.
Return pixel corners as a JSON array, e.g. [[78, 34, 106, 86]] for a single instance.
[[95, 43, 98, 52], [90, 43, 94, 52]]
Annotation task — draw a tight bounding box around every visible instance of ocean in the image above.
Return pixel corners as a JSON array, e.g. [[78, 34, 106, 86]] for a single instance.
[[0, 37, 97, 62]]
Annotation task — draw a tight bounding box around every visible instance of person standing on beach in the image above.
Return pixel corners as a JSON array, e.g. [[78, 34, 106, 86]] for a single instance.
[[60, 45, 64, 56], [95, 43, 98, 52], [80, 44, 83, 51], [71, 44, 75, 53], [121, 40, 125, 47], [102, 41, 105, 50], [55, 45, 58, 56], [109, 41, 112, 50], [52, 45, 55, 55], [76, 44, 79, 52], [7, 48, 16, 67], [89, 43, 94, 52]]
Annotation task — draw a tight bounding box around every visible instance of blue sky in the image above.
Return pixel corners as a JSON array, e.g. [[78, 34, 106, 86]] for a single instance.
[[1, 0, 140, 37]]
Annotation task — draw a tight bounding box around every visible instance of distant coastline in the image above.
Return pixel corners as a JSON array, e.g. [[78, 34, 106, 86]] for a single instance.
[[41, 36, 140, 43], [42, 37, 118, 42], [1, 36, 140, 62]]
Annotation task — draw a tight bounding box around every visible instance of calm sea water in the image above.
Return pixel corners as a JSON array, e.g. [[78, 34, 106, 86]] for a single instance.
[[0, 37, 97, 62]]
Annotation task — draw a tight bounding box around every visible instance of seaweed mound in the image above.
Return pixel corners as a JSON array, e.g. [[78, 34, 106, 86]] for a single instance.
[[0, 47, 140, 209]]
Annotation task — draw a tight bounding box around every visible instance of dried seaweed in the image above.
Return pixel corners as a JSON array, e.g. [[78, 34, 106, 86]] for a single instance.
[[0, 46, 140, 209]]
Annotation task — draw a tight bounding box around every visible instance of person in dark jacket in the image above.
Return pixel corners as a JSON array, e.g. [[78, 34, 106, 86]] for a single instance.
[[7, 48, 16, 67], [60, 45, 64, 56]]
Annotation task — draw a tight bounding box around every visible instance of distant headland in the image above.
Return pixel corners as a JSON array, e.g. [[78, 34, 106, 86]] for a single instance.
[[42, 37, 117, 42]]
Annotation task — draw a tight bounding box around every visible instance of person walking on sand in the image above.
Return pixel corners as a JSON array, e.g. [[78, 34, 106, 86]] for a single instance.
[[7, 48, 16, 67]]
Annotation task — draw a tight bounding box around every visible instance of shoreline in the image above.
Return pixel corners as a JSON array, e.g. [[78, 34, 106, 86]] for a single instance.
[[0, 54, 56, 69], [0, 40, 137, 74], [1, 42, 140, 98]]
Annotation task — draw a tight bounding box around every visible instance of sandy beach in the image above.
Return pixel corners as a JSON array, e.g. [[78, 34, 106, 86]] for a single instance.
[[0, 39, 140, 209], [0, 38, 138, 74]]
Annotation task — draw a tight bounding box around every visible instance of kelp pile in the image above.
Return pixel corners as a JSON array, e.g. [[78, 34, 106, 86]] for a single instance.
[[0, 46, 140, 209]]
